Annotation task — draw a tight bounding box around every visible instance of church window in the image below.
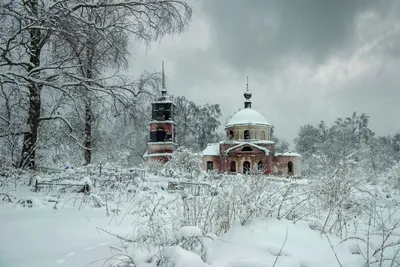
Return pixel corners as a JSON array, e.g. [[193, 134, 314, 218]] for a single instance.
[[288, 161, 294, 175], [230, 161, 236, 172], [244, 130, 250, 140], [242, 146, 253, 151], [243, 161, 251, 174], [207, 161, 214, 171], [229, 130, 234, 140]]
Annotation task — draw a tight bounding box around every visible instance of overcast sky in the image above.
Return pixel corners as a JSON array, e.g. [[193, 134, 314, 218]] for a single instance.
[[128, 0, 400, 144]]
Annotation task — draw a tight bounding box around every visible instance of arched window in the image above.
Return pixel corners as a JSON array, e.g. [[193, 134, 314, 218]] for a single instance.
[[230, 161, 236, 172], [243, 161, 251, 174], [156, 127, 166, 141], [244, 130, 250, 140], [258, 161, 264, 172], [229, 130, 234, 140], [242, 146, 253, 151], [288, 161, 294, 175]]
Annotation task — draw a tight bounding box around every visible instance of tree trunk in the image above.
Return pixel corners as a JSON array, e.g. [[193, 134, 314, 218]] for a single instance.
[[19, 87, 41, 169], [19, 0, 42, 169], [83, 36, 95, 166], [83, 99, 92, 165]]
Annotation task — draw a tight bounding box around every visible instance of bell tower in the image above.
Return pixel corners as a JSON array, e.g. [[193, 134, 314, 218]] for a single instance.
[[144, 62, 176, 161]]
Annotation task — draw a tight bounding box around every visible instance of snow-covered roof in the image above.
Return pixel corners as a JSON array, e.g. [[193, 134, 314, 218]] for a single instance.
[[224, 142, 270, 155], [143, 151, 172, 158], [220, 140, 275, 145], [147, 141, 176, 145], [149, 120, 176, 125], [275, 152, 302, 157], [225, 108, 270, 128], [152, 99, 175, 104], [202, 143, 220, 156], [253, 140, 275, 144]]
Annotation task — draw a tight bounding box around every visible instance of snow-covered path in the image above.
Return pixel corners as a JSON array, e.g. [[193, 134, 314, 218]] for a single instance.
[[0, 205, 125, 267]]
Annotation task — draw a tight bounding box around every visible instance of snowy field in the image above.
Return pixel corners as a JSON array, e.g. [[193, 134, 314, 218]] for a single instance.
[[0, 205, 122, 267], [1, 170, 400, 267]]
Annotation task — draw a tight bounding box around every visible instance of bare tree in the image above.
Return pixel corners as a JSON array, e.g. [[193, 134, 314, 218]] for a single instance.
[[0, 0, 192, 168]]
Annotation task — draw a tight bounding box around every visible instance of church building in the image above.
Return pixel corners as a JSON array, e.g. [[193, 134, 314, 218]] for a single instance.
[[201, 79, 301, 177], [143, 63, 301, 177]]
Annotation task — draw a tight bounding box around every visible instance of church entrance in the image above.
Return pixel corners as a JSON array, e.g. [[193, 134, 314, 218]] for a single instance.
[[243, 161, 251, 175]]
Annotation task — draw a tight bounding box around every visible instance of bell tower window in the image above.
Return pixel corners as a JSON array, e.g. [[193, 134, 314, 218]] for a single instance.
[[152, 103, 174, 121], [156, 127, 166, 141]]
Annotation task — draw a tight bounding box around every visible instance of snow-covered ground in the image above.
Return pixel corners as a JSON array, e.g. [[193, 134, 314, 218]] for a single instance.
[[208, 219, 362, 267], [0, 180, 136, 267], [0, 206, 118, 267], [1, 173, 399, 267], [0, 206, 362, 267]]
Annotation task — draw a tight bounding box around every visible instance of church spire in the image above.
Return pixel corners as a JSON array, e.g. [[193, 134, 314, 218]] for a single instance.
[[244, 76, 252, 108], [161, 61, 167, 96]]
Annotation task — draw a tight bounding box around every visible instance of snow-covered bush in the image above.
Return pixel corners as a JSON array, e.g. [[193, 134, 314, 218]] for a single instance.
[[144, 159, 166, 176], [106, 187, 215, 266], [175, 226, 212, 263], [384, 162, 400, 189], [310, 162, 371, 237], [179, 175, 309, 235], [144, 148, 205, 179], [166, 147, 202, 179]]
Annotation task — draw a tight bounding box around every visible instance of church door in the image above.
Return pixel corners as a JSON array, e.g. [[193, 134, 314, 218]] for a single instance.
[[243, 161, 251, 175], [230, 161, 236, 172]]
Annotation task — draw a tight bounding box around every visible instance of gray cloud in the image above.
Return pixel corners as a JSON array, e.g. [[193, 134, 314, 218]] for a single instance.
[[129, 0, 400, 146], [202, 0, 386, 72]]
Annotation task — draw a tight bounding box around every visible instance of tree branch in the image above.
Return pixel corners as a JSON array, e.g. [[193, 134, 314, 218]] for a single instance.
[[39, 116, 73, 132]]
